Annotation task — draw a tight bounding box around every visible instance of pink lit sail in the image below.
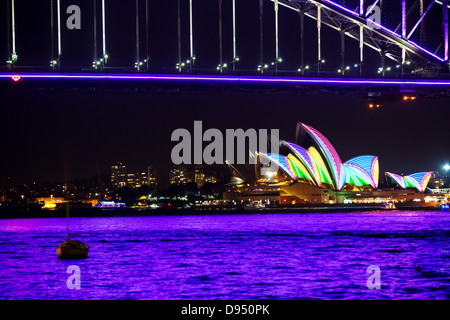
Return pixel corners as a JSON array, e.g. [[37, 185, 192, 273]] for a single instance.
[[301, 123, 343, 190]]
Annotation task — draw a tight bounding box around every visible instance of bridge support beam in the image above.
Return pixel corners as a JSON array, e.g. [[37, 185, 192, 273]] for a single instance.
[[358, 0, 364, 76], [275, 0, 279, 72], [12, 0, 16, 58], [94, 0, 97, 62], [189, 0, 194, 67], [102, 0, 107, 63], [402, 0, 406, 71], [299, 9, 305, 74], [359, 24, 363, 76], [57, 0, 61, 65], [50, 0, 54, 65], [232, 0, 237, 71], [444, 0, 449, 62], [145, 0, 149, 70], [218, 0, 223, 72], [177, 0, 181, 72], [136, 0, 140, 70], [340, 30, 345, 75], [317, 4, 321, 74], [420, 0, 426, 45], [259, 0, 264, 73]]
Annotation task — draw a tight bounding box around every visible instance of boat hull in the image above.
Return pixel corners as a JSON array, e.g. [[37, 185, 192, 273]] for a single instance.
[[56, 240, 89, 259]]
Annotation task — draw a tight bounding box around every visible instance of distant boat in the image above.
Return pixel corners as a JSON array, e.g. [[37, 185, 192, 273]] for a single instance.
[[56, 240, 89, 259], [243, 202, 265, 210], [95, 200, 126, 210], [383, 200, 396, 210], [56, 202, 89, 259]]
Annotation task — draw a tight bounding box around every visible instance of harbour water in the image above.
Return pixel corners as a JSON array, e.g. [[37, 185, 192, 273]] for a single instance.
[[0, 211, 448, 300]]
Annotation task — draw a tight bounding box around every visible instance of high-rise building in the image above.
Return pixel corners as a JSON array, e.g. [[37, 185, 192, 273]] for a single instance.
[[126, 173, 135, 187], [111, 162, 127, 188], [146, 166, 158, 188], [169, 167, 192, 185], [194, 165, 217, 187], [112, 163, 158, 189], [430, 171, 449, 189]]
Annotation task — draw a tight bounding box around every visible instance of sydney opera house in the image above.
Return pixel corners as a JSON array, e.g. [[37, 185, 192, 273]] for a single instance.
[[224, 122, 432, 206]]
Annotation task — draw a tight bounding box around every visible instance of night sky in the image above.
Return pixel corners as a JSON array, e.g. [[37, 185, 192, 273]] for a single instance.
[[0, 0, 449, 187]]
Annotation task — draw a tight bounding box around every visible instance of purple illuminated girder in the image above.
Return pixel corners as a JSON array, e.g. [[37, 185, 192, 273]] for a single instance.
[[444, 0, 449, 61], [2, 73, 450, 86]]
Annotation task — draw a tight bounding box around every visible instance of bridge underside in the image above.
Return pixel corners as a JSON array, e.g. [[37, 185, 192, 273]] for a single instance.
[[2, 73, 450, 99], [279, 0, 447, 73]]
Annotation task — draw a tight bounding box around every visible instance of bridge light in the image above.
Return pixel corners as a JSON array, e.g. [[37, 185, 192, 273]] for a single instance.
[[305, 65, 309, 69], [320, 59, 325, 63], [235, 57, 239, 61], [345, 66, 350, 70], [403, 95, 417, 101], [264, 64, 268, 68], [12, 75, 21, 82], [354, 64, 358, 68], [396, 64, 401, 68], [277, 57, 282, 63]]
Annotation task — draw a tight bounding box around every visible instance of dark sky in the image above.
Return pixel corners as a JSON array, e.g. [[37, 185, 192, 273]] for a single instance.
[[0, 0, 449, 187], [1, 87, 449, 187]]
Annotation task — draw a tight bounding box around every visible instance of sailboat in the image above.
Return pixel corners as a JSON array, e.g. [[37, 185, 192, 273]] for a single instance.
[[56, 239, 89, 259], [56, 201, 89, 259]]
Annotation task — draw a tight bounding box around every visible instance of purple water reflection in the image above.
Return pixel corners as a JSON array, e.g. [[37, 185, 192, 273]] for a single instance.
[[0, 211, 448, 299]]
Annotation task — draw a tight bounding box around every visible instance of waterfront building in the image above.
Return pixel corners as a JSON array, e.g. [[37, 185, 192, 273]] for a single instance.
[[112, 163, 158, 188], [111, 162, 127, 188]]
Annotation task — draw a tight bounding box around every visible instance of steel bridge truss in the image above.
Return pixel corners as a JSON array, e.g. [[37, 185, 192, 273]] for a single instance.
[[4, 0, 450, 76], [275, 0, 449, 75]]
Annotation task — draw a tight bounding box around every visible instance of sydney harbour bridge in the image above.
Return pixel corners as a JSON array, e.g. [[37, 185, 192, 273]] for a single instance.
[[1, 0, 450, 98]]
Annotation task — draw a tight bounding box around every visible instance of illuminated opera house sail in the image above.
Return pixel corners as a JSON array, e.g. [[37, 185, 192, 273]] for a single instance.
[[385, 172, 432, 192], [258, 123, 380, 191], [224, 122, 434, 205]]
